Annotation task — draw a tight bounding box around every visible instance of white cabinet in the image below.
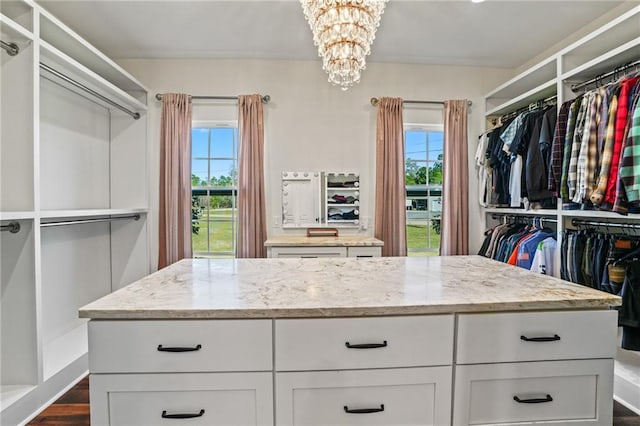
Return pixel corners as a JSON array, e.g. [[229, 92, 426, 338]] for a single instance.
[[89, 320, 274, 426], [0, 1, 149, 423], [87, 309, 616, 425], [275, 316, 453, 426], [280, 171, 362, 229], [270, 246, 348, 258], [276, 367, 452, 426], [265, 237, 383, 258], [324, 172, 360, 227], [91, 372, 273, 426], [453, 360, 613, 425], [454, 312, 615, 425], [275, 316, 453, 371]]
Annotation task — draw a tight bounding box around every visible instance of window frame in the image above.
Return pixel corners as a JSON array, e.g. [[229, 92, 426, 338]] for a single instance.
[[191, 120, 239, 258], [404, 123, 444, 256]]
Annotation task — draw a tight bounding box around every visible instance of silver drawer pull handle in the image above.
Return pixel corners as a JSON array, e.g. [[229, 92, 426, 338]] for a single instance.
[[344, 404, 384, 414], [520, 334, 560, 342], [513, 394, 553, 404]]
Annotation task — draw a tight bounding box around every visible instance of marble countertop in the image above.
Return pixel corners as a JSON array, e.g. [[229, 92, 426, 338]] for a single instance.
[[80, 256, 621, 319], [264, 236, 383, 247]]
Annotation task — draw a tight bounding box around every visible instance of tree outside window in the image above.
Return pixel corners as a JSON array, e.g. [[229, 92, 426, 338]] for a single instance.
[[405, 126, 444, 255]]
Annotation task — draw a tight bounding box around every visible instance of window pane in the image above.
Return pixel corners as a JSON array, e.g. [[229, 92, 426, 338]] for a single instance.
[[208, 219, 233, 253], [192, 128, 209, 158], [192, 160, 208, 186], [428, 161, 443, 185], [405, 130, 427, 162], [211, 128, 235, 158], [209, 160, 235, 185], [192, 219, 209, 253], [428, 131, 443, 161]]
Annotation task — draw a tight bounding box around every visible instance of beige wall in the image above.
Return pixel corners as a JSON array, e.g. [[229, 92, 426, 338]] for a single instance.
[[117, 58, 512, 270]]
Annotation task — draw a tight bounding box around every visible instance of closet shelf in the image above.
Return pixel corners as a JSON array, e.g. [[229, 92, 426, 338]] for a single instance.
[[559, 5, 640, 75], [39, 208, 147, 221], [561, 38, 640, 85], [0, 211, 35, 220], [484, 208, 558, 217], [560, 210, 640, 220], [0, 14, 33, 41], [485, 57, 556, 102], [40, 41, 147, 115], [485, 79, 557, 117], [38, 7, 147, 95]]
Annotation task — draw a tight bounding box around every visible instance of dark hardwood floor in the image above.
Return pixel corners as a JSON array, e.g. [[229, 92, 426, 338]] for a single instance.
[[27, 375, 640, 425]]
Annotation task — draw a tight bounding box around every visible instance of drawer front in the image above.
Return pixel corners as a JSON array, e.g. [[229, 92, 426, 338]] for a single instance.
[[270, 246, 347, 258], [347, 246, 381, 257], [90, 372, 272, 426], [276, 367, 451, 426], [453, 359, 613, 425], [456, 310, 617, 364], [275, 315, 453, 371], [89, 320, 272, 373]]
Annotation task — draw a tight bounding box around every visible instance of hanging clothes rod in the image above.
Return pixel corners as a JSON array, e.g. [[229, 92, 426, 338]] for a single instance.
[[570, 59, 640, 92], [41, 214, 141, 228], [39, 63, 141, 120], [1, 222, 21, 233], [1, 40, 19, 56], [491, 213, 557, 223], [571, 218, 640, 229], [155, 93, 271, 103], [370, 98, 473, 107]]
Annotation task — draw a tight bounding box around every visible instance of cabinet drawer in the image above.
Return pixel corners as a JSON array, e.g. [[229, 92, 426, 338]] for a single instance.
[[275, 315, 453, 371], [347, 246, 381, 257], [276, 367, 451, 426], [270, 246, 347, 258], [453, 359, 613, 425], [89, 320, 272, 373], [90, 372, 273, 426], [456, 310, 617, 364]]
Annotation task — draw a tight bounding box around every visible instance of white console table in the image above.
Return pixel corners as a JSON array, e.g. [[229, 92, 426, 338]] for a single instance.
[[264, 236, 383, 258]]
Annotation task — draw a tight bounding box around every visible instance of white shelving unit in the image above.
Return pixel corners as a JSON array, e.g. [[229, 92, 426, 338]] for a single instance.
[[0, 1, 149, 423], [482, 4, 640, 414], [324, 172, 360, 227]]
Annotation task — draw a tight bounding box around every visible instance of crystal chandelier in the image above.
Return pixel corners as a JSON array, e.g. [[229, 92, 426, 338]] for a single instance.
[[300, 0, 388, 91]]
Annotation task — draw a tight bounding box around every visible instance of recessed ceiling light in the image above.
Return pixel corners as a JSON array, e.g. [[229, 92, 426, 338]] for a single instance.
[[471, 0, 485, 3]]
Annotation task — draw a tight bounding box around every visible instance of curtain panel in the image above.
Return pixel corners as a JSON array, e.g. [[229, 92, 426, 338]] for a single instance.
[[236, 94, 267, 258], [375, 97, 407, 256], [440, 99, 469, 256], [158, 93, 193, 268]]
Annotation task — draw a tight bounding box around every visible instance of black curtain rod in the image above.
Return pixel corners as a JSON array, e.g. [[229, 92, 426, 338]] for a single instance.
[[370, 97, 472, 107], [570, 59, 640, 92], [1, 222, 20, 233], [155, 93, 271, 103], [1, 40, 19, 56]]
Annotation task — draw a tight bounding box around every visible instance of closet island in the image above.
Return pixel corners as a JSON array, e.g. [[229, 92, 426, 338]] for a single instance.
[[81, 256, 621, 426]]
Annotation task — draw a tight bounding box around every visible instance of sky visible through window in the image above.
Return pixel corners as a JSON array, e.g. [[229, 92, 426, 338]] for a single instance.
[[192, 127, 237, 184]]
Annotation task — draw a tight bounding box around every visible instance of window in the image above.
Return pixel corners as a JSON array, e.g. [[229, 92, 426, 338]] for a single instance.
[[191, 123, 238, 258], [405, 125, 444, 256]]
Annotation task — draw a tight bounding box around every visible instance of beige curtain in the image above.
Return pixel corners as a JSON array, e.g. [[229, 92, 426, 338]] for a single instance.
[[236, 94, 267, 258], [440, 100, 469, 256], [158, 93, 193, 268], [375, 97, 407, 256]]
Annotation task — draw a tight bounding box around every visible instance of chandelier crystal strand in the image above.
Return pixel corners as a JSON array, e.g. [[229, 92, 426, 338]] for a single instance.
[[301, 0, 388, 91]]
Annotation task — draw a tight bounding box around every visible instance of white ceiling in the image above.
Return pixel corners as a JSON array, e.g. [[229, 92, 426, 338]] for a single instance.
[[37, 0, 629, 69]]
